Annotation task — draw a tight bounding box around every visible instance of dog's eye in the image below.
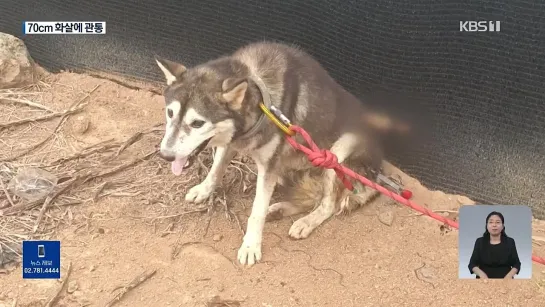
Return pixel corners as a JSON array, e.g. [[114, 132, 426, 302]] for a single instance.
[[167, 109, 173, 118], [190, 120, 205, 128]]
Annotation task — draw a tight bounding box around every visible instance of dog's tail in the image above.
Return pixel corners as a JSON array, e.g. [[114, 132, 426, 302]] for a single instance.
[[359, 91, 435, 161], [361, 111, 412, 136]]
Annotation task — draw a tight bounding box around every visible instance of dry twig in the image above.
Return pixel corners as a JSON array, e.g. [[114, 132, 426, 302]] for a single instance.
[[0, 110, 68, 130], [206, 296, 243, 307], [0, 96, 54, 113], [45, 139, 118, 167], [218, 192, 244, 235], [33, 176, 84, 233], [44, 261, 73, 307], [113, 124, 164, 157], [129, 206, 209, 221], [0, 178, 15, 207], [0, 85, 100, 162], [84, 150, 157, 183], [105, 269, 157, 307], [1, 196, 44, 216], [1, 148, 155, 218]]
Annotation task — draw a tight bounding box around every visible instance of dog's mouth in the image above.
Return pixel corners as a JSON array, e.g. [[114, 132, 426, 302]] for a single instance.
[[170, 137, 212, 176]]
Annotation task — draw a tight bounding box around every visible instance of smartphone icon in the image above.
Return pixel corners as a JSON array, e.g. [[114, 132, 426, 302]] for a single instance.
[[38, 245, 45, 258]]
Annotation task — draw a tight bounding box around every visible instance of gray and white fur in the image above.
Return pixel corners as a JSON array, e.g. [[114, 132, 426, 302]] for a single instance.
[[154, 41, 410, 266]]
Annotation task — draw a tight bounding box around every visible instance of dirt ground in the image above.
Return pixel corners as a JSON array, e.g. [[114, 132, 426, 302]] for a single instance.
[[1, 71, 545, 307]]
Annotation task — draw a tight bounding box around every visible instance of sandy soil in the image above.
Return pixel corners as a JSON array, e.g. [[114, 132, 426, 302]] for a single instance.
[[1, 71, 545, 307]]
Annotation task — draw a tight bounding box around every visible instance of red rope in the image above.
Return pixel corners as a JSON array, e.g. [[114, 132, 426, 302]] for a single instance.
[[285, 125, 545, 266]]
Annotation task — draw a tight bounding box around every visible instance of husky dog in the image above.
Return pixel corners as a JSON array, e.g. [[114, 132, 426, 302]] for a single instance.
[[154, 41, 409, 266]]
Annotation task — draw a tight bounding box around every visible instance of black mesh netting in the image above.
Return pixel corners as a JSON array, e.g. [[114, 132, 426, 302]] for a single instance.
[[1, 0, 544, 217]]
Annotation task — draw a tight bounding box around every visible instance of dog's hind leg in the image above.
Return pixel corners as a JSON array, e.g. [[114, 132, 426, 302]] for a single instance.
[[336, 181, 379, 216], [288, 133, 359, 239], [288, 169, 338, 239], [266, 201, 306, 221], [185, 146, 236, 204], [266, 169, 324, 221]]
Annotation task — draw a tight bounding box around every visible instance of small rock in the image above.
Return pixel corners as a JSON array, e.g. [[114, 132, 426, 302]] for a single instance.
[[67, 281, 79, 294], [97, 228, 105, 234], [0, 32, 44, 88], [213, 234, 223, 242], [419, 267, 434, 279], [378, 210, 395, 226], [69, 115, 91, 135], [89, 265, 96, 272]]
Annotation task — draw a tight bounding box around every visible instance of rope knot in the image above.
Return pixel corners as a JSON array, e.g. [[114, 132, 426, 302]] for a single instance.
[[308, 149, 339, 169]]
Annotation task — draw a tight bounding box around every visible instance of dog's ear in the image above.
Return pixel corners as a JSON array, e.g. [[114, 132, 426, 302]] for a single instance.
[[154, 55, 187, 85], [221, 77, 248, 110]]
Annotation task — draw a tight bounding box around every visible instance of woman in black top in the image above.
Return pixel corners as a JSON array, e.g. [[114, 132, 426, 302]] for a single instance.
[[468, 211, 521, 279]]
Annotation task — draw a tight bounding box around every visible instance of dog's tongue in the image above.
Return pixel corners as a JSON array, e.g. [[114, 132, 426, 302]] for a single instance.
[[171, 157, 188, 176]]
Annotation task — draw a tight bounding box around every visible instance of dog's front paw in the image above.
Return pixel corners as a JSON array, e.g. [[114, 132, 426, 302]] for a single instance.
[[185, 181, 214, 204], [288, 217, 316, 239], [237, 238, 262, 266]]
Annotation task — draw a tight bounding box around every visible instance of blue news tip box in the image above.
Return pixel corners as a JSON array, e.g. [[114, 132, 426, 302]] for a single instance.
[[22, 240, 61, 279]]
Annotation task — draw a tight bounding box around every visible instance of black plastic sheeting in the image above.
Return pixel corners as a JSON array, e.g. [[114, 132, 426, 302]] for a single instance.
[[1, 0, 544, 217]]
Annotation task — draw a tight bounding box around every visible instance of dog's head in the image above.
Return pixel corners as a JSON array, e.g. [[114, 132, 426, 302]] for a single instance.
[[154, 56, 252, 176]]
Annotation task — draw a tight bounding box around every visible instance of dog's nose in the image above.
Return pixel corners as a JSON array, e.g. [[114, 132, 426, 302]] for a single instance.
[[158, 151, 176, 162]]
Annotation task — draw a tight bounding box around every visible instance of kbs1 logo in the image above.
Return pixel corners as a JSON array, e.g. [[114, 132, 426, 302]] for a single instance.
[[459, 21, 501, 32]]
